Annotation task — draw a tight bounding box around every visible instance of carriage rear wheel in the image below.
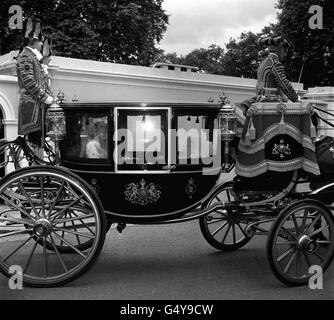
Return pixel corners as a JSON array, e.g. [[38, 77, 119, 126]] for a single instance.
[[199, 182, 251, 251], [267, 199, 334, 286], [0, 166, 106, 287]]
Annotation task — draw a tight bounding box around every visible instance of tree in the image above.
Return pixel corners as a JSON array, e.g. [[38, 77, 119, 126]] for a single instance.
[[180, 45, 225, 74], [223, 31, 265, 79], [275, 0, 334, 87], [0, 0, 169, 66]]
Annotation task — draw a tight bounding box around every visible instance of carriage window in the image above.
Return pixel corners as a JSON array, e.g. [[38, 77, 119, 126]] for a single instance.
[[176, 112, 218, 164], [116, 109, 168, 169], [63, 113, 108, 160]]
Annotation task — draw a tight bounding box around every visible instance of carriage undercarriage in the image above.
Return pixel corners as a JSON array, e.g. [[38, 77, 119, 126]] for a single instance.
[[0, 100, 334, 288]]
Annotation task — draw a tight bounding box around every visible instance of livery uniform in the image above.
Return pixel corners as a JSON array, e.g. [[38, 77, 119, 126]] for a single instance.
[[16, 47, 50, 138]]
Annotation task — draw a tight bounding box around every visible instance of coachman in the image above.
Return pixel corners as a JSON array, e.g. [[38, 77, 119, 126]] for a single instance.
[[16, 17, 54, 155]]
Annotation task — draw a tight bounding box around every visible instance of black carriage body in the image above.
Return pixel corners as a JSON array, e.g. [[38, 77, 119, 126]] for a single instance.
[[60, 102, 222, 222]]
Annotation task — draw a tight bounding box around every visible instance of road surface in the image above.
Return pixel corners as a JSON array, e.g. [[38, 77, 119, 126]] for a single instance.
[[1, 220, 333, 300]]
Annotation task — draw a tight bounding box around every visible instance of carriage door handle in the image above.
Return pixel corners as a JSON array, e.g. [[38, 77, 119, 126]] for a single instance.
[[163, 165, 176, 170]]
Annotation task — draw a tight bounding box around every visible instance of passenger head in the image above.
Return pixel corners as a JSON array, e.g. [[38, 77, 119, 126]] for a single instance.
[[88, 119, 107, 142]]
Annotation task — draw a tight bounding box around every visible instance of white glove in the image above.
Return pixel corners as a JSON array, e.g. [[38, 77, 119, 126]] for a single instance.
[[44, 96, 54, 105]]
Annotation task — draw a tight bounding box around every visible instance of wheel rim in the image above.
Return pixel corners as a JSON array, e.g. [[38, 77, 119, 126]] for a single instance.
[[272, 203, 334, 283], [204, 184, 249, 247], [0, 170, 102, 286]]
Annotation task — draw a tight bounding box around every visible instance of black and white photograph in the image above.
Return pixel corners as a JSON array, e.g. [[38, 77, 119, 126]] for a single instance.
[[0, 0, 333, 305]]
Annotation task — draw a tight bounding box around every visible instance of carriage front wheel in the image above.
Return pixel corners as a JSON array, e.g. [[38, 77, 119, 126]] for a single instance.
[[267, 199, 334, 286], [199, 181, 251, 251], [0, 166, 106, 287]]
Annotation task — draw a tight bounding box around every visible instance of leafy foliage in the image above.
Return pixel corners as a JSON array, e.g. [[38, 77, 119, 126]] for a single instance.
[[0, 0, 168, 65], [275, 0, 334, 87]]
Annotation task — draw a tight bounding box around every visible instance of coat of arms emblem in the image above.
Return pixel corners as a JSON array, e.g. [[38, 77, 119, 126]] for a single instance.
[[272, 139, 292, 159], [124, 179, 161, 206]]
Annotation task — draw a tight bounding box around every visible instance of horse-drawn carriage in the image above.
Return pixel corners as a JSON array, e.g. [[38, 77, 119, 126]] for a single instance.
[[0, 94, 333, 287]]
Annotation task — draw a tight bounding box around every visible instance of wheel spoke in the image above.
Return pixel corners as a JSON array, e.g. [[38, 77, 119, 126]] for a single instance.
[[64, 182, 93, 209], [3, 235, 34, 262], [299, 209, 309, 234], [283, 249, 298, 274], [316, 240, 330, 244], [0, 229, 30, 239], [53, 227, 95, 239], [232, 224, 236, 244], [277, 247, 294, 262], [43, 237, 47, 278], [18, 181, 40, 218], [23, 240, 38, 273], [291, 213, 300, 236], [40, 177, 46, 218], [302, 251, 312, 268], [69, 212, 81, 245], [63, 211, 95, 236], [53, 213, 95, 225], [221, 225, 231, 244], [308, 225, 330, 238], [275, 241, 296, 245], [226, 190, 231, 202], [52, 232, 87, 258], [207, 218, 226, 225], [49, 234, 68, 272], [48, 180, 65, 218], [60, 212, 68, 246], [211, 221, 228, 237], [295, 251, 301, 277], [305, 214, 321, 234], [51, 195, 85, 221], [0, 194, 35, 221], [236, 223, 247, 238]]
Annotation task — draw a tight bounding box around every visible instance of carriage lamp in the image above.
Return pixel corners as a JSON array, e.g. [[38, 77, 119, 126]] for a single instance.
[[218, 98, 237, 167], [46, 98, 66, 165], [46, 99, 66, 141]]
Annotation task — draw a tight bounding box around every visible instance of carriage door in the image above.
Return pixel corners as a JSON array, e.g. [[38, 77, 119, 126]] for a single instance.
[[115, 107, 170, 172]]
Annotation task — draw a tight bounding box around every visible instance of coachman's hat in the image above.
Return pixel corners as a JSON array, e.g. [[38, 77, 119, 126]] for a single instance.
[[23, 17, 43, 41], [258, 35, 293, 48]]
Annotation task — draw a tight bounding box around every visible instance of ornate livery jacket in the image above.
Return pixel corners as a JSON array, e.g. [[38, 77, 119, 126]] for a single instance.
[[16, 48, 50, 135], [256, 52, 299, 103]]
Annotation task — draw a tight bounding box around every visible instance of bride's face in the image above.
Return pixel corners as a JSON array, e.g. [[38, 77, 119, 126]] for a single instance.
[[98, 127, 107, 141]]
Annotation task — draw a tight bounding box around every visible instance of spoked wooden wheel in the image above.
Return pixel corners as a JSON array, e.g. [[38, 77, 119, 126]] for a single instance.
[[199, 182, 251, 251], [0, 166, 106, 287], [267, 200, 334, 286]]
